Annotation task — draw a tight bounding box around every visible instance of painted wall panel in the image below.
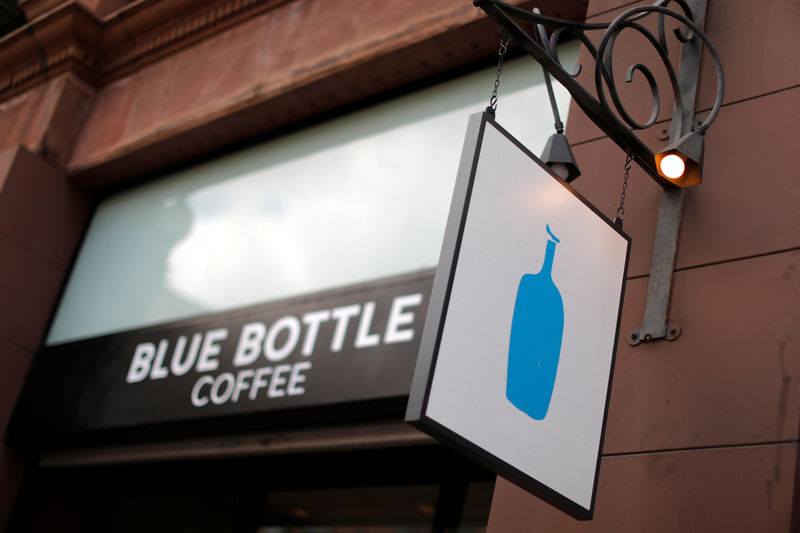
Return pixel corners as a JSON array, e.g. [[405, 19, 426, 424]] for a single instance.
[[605, 250, 800, 454], [488, 443, 797, 533]]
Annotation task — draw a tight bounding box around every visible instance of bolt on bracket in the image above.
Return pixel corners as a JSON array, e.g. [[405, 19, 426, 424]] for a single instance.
[[629, 322, 680, 346]]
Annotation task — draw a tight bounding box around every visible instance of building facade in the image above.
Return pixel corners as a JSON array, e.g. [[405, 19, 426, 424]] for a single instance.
[[1, 0, 798, 531]]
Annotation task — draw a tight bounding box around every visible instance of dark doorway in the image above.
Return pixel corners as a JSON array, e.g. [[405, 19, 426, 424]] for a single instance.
[[9, 445, 494, 533]]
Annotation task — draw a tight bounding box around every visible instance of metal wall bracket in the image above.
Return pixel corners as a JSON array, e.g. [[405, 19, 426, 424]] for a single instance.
[[476, 0, 724, 345], [476, 0, 723, 189], [632, 0, 706, 343], [631, 188, 686, 344]]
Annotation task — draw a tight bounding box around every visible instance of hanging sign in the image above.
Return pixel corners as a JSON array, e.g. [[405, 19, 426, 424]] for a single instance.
[[406, 112, 630, 519]]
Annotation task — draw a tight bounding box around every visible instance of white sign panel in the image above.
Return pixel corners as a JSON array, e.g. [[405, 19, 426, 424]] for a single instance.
[[406, 112, 630, 519]]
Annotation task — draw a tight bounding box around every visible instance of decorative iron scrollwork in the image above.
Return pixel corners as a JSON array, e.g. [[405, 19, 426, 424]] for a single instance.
[[475, 0, 724, 189]]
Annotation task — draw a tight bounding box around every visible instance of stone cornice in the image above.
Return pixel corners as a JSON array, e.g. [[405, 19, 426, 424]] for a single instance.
[[0, 0, 290, 101]]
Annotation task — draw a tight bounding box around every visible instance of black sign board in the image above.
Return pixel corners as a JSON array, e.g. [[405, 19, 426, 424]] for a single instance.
[[12, 272, 433, 441]]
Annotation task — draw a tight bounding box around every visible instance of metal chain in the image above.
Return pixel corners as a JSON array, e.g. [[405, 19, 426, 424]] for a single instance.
[[614, 153, 633, 226], [487, 33, 510, 114]]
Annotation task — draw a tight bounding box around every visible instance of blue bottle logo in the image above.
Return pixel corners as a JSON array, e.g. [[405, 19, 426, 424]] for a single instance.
[[506, 225, 564, 420]]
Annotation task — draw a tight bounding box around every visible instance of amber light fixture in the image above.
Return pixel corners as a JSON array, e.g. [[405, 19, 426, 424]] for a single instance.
[[654, 130, 705, 188]]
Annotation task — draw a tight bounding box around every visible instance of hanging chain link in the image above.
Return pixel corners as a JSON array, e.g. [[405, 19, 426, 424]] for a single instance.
[[614, 153, 633, 226], [487, 32, 510, 115]]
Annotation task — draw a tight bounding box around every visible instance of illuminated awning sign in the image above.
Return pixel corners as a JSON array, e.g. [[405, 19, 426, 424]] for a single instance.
[[406, 112, 630, 519]]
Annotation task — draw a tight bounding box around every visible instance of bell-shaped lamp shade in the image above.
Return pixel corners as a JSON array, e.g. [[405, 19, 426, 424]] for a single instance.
[[541, 132, 581, 182], [654, 131, 705, 188]]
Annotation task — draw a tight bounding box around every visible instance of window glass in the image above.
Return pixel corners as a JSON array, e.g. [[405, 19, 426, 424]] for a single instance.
[[46, 44, 578, 345]]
